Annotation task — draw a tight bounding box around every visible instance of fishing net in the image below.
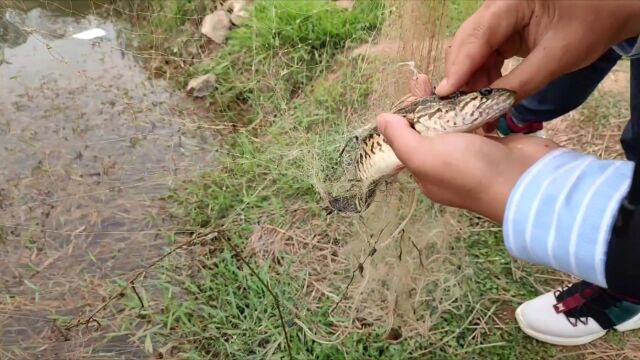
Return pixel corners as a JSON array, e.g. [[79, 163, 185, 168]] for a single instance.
[[305, 0, 473, 342]]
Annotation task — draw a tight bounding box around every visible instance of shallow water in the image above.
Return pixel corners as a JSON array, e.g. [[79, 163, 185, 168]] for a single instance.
[[0, 1, 215, 357]]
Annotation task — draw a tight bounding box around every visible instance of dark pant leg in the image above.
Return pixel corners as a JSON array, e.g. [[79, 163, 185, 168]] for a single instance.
[[511, 48, 622, 123], [604, 57, 640, 298], [621, 57, 640, 161]]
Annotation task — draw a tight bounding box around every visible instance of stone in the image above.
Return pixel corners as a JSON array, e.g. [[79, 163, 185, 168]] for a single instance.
[[230, 9, 249, 26], [186, 74, 217, 97], [228, 0, 250, 26], [200, 10, 231, 44], [0, 12, 28, 48]]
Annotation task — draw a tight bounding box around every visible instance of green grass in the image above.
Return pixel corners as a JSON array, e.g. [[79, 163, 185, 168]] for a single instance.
[[186, 0, 384, 122], [579, 91, 630, 130]]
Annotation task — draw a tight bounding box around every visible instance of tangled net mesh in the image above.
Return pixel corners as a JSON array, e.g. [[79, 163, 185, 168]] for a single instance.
[[316, 0, 449, 208], [304, 0, 474, 342]]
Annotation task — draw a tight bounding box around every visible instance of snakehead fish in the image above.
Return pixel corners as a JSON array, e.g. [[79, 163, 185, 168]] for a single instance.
[[329, 87, 516, 214]]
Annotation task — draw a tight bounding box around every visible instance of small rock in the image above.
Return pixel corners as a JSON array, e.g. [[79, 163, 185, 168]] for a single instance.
[[186, 74, 217, 97], [230, 10, 249, 26], [0, 13, 28, 48], [201, 10, 231, 44], [335, 0, 355, 11], [228, 0, 250, 26]]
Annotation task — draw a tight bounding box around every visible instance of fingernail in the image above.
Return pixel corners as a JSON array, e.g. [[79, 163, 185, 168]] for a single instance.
[[435, 78, 448, 94], [376, 114, 389, 132], [377, 113, 398, 133]]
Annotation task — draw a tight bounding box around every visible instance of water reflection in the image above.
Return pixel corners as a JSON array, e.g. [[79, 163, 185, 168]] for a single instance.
[[1, 2, 215, 357]]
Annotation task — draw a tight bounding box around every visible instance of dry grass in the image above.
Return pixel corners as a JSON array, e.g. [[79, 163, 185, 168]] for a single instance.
[[545, 69, 630, 160], [3, 0, 637, 358]]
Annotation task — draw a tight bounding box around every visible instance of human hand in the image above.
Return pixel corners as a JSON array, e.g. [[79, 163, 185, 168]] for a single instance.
[[379, 74, 559, 223], [436, 0, 640, 101]]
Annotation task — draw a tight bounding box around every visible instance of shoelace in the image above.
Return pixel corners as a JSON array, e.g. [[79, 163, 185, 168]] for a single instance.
[[553, 282, 623, 327], [553, 283, 590, 327]]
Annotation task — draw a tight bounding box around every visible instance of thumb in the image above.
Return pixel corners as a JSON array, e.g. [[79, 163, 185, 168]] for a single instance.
[[491, 36, 606, 100], [435, 1, 525, 95], [377, 113, 428, 170]]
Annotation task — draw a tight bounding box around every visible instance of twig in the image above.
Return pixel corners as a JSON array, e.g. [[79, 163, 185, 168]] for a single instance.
[[65, 230, 217, 330], [328, 264, 358, 315], [329, 225, 387, 315], [410, 239, 425, 268], [217, 232, 293, 360], [131, 285, 145, 309], [338, 135, 359, 159]]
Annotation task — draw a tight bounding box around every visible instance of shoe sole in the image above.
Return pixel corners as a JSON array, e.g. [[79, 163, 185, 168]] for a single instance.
[[515, 306, 606, 346], [614, 311, 640, 331]]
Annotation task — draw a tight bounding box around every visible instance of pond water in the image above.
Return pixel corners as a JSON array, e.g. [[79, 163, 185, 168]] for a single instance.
[[1, 1, 215, 357]]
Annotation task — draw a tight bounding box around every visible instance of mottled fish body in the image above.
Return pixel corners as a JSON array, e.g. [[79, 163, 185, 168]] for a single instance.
[[330, 88, 516, 214]]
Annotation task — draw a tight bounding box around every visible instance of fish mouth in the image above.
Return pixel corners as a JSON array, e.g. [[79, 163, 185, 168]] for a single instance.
[[493, 89, 517, 113], [327, 195, 360, 214], [327, 186, 377, 215], [498, 88, 517, 105]]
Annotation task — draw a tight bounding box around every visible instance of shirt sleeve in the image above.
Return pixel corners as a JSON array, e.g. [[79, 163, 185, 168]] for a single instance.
[[613, 36, 640, 59], [502, 148, 634, 288]]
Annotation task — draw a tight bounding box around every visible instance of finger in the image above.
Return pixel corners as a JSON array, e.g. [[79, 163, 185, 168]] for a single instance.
[[463, 52, 505, 91], [436, 1, 525, 96], [488, 55, 504, 83], [464, 68, 492, 91], [491, 36, 605, 100], [410, 74, 433, 97], [377, 113, 430, 170]]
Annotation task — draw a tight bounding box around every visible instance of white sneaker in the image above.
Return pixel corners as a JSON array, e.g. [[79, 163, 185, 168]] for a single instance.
[[516, 281, 640, 346]]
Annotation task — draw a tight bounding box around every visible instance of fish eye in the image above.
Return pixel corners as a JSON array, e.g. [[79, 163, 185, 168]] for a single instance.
[[479, 88, 493, 96]]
